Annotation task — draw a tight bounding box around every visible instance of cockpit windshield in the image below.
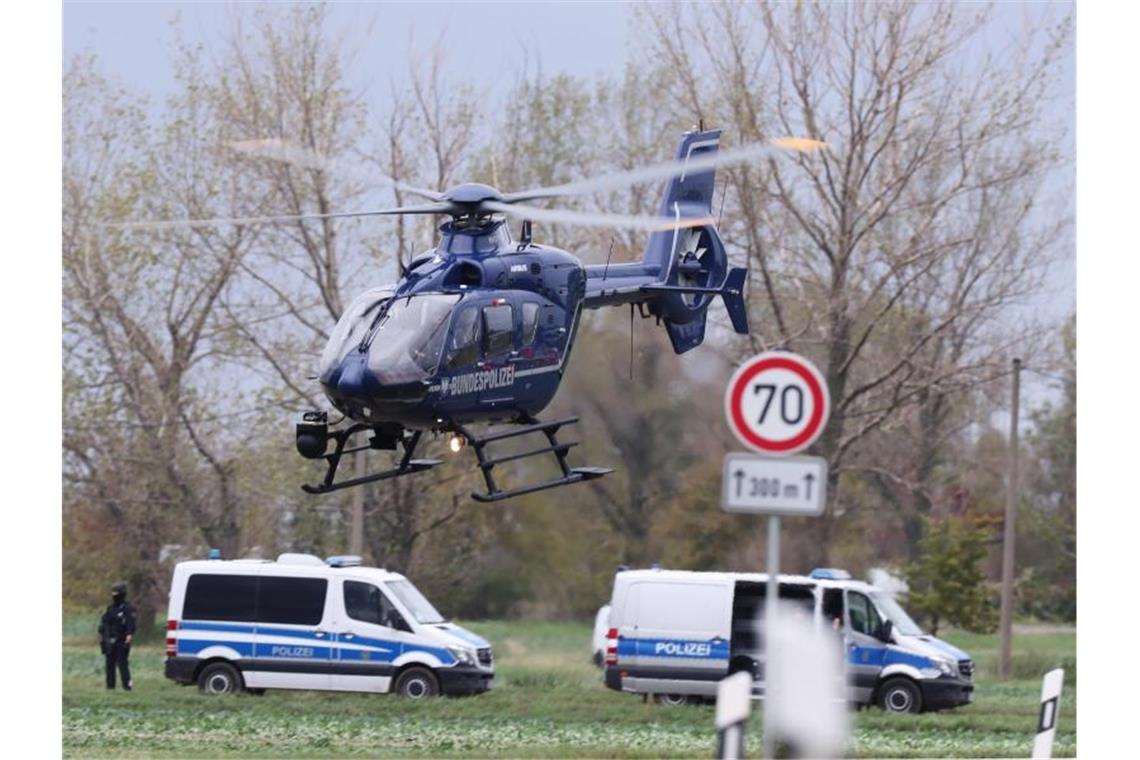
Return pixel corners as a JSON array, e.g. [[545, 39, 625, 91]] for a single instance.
[[365, 294, 460, 384], [319, 286, 395, 376], [870, 591, 924, 636]]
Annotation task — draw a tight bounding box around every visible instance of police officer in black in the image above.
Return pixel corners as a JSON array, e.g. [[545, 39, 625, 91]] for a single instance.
[[98, 582, 137, 690]]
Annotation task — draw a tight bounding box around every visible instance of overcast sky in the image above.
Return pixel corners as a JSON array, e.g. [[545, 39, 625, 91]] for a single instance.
[[64, 1, 637, 100]]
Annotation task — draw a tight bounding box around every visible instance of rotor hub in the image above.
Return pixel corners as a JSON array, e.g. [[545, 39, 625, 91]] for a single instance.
[[442, 182, 503, 205]]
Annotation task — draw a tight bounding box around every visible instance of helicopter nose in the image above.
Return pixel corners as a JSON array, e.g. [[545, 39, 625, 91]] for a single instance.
[[335, 353, 370, 397]]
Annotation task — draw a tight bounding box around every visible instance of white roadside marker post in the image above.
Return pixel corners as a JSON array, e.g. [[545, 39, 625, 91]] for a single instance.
[[1031, 668, 1065, 759], [716, 671, 754, 760]]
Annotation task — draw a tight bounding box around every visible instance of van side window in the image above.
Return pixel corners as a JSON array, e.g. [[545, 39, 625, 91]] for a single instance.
[[521, 302, 540, 345], [257, 576, 328, 626], [184, 574, 258, 622], [847, 591, 882, 637], [447, 307, 481, 370], [344, 580, 408, 630], [482, 304, 514, 355]]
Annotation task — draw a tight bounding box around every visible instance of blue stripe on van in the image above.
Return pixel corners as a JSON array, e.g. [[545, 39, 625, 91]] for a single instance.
[[178, 639, 256, 657], [341, 634, 455, 664], [181, 621, 331, 643], [881, 646, 933, 670], [176, 622, 457, 665], [617, 637, 730, 660]]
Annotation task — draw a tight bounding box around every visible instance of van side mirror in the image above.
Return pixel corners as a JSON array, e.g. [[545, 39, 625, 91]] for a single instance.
[[878, 619, 893, 643]]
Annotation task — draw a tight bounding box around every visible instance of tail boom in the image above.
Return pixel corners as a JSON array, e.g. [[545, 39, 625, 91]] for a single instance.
[[581, 128, 750, 353]]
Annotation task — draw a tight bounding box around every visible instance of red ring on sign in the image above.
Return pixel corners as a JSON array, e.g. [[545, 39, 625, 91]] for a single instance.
[[729, 356, 826, 453]]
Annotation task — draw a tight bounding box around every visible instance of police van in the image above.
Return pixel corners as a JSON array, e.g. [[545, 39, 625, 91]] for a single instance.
[[164, 553, 494, 698], [602, 568, 974, 713]]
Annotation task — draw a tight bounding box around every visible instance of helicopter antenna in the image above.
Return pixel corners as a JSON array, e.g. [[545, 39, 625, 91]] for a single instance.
[[602, 236, 615, 282], [717, 176, 728, 228], [629, 303, 635, 382]]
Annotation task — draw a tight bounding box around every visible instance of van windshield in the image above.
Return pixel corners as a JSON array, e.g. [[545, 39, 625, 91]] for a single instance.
[[870, 591, 924, 636], [386, 579, 446, 624]]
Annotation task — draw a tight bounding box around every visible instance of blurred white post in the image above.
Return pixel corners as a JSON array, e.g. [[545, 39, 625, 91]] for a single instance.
[[716, 671, 753, 760], [1031, 668, 1064, 759], [762, 515, 780, 759], [766, 599, 849, 758]]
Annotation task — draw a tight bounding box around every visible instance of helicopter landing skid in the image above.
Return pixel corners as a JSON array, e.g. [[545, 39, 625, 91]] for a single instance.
[[458, 416, 612, 503], [301, 425, 442, 495]]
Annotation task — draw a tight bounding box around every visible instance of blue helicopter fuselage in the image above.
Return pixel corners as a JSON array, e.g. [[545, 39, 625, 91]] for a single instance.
[[319, 220, 586, 430], [317, 128, 748, 435]]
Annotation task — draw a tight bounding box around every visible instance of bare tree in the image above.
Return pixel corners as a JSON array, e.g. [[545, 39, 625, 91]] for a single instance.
[[643, 1, 1072, 562], [64, 50, 266, 629]]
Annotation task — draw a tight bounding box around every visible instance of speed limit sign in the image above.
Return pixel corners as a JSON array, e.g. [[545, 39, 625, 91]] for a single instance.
[[724, 352, 831, 455]]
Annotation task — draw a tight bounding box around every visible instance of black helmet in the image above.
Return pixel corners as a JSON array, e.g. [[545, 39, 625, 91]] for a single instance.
[[111, 582, 127, 597]]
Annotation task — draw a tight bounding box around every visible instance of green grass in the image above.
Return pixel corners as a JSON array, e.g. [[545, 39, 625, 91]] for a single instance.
[[63, 620, 1075, 758]]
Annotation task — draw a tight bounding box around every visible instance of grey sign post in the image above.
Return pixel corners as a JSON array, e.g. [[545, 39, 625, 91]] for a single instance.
[[722, 353, 831, 760], [721, 453, 827, 758]]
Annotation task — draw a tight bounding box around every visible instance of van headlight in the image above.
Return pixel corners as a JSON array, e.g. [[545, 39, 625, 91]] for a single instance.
[[933, 657, 956, 677], [447, 646, 477, 666]]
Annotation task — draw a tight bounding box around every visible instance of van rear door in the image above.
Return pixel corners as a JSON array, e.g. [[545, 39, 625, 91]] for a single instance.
[[620, 579, 732, 694]]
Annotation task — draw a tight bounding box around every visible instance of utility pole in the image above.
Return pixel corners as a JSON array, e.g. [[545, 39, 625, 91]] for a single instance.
[[350, 452, 364, 555], [998, 357, 1021, 681]]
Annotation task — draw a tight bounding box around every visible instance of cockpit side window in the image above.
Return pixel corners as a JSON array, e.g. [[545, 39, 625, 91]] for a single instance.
[[521, 302, 540, 345], [447, 307, 482, 370], [482, 304, 514, 355]]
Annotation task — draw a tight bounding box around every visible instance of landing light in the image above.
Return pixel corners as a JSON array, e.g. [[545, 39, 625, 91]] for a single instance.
[[449, 434, 466, 453]]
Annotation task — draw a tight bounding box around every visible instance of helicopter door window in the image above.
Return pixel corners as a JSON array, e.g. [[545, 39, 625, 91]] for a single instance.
[[482, 304, 514, 355], [446, 306, 482, 370], [521, 302, 540, 345]]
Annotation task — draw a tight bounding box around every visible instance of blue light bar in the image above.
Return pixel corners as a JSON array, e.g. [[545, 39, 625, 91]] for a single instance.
[[207, 548, 222, 560], [326, 555, 362, 568], [809, 568, 851, 580]]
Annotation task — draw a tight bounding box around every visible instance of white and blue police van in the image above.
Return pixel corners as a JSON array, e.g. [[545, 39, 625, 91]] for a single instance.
[[602, 568, 974, 713], [164, 553, 493, 698]]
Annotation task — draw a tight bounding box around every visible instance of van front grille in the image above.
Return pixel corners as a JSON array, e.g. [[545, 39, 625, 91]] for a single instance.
[[477, 647, 493, 666], [958, 659, 974, 679]]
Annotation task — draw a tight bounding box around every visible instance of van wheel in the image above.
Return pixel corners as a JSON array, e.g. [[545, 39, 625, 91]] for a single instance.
[[197, 662, 242, 695], [394, 667, 439, 699], [878, 678, 922, 713], [655, 693, 692, 706]]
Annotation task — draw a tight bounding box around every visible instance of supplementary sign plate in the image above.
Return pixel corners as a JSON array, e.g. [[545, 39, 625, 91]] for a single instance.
[[722, 453, 827, 515]]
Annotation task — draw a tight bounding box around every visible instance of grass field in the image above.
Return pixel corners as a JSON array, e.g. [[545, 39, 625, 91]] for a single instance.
[[63, 618, 1075, 758]]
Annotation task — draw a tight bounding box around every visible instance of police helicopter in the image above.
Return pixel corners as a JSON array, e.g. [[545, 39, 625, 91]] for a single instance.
[[113, 129, 824, 501]]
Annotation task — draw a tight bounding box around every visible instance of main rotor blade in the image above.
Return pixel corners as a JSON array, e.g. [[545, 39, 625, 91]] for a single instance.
[[482, 201, 713, 232], [230, 138, 445, 202], [102, 202, 455, 232], [502, 136, 828, 204]]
